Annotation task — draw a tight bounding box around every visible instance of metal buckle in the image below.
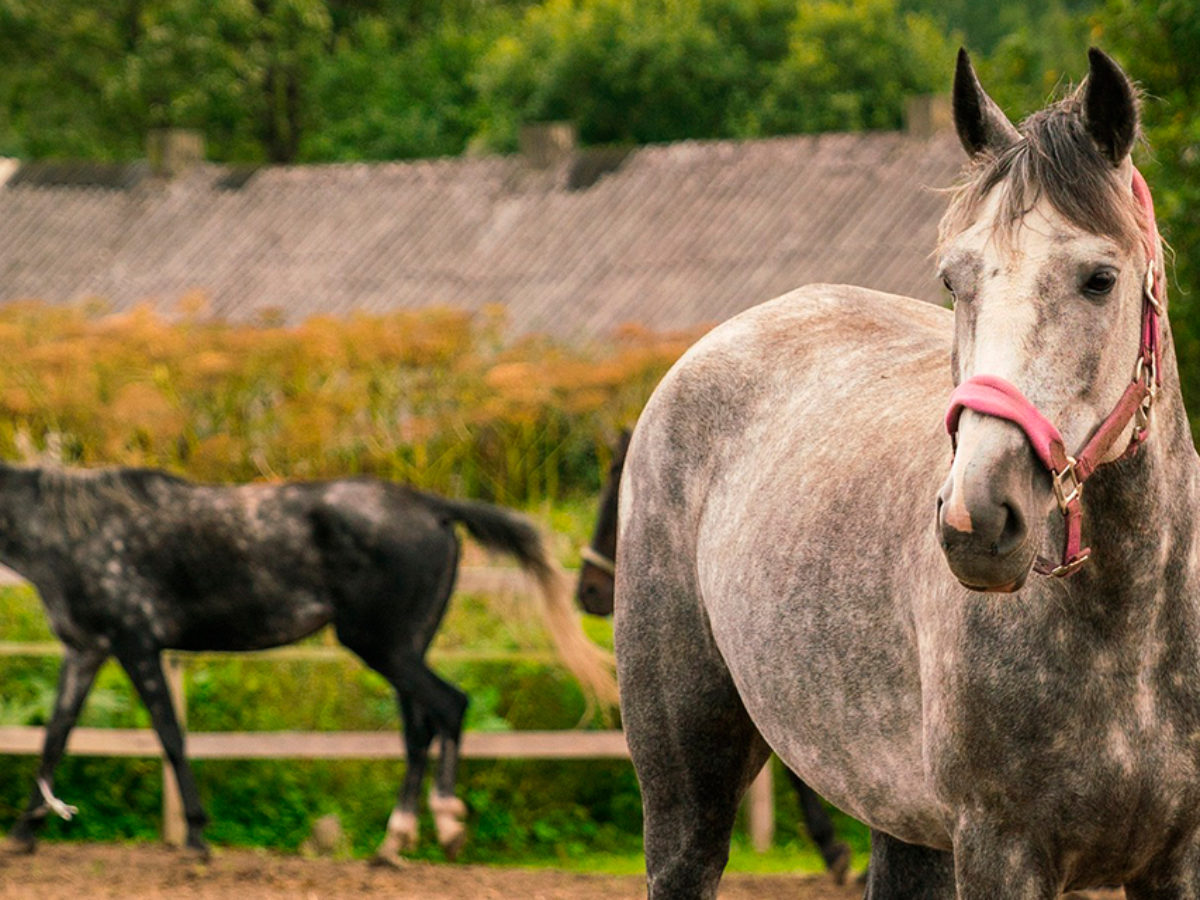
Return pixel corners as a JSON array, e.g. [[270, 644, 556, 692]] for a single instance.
[[1049, 550, 1090, 578], [1052, 457, 1081, 512]]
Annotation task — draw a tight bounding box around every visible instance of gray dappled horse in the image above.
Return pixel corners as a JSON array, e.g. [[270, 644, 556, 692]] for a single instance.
[[616, 48, 1200, 898], [0, 465, 616, 863], [575, 429, 855, 884]]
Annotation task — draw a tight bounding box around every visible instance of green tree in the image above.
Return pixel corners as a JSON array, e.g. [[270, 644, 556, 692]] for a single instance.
[[753, 0, 954, 134], [1096, 1, 1200, 423], [473, 0, 786, 150], [0, 0, 142, 159], [899, 0, 1101, 54], [114, 0, 333, 163], [302, 11, 514, 160], [972, 2, 1094, 116]]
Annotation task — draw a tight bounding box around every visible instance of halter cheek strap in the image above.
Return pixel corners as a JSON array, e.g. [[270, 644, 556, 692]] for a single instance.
[[944, 167, 1165, 578]]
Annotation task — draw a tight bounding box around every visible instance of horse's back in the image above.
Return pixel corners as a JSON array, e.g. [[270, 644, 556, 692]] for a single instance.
[[621, 284, 951, 537], [617, 284, 956, 845]]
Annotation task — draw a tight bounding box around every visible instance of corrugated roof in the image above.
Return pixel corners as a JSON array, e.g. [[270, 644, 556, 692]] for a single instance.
[[0, 131, 964, 340]]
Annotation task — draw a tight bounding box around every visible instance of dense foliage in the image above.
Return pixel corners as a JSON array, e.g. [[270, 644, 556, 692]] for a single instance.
[[0, 0, 961, 163], [0, 300, 692, 503]]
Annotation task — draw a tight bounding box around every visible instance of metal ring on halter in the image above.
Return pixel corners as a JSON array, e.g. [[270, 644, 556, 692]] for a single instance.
[[579, 545, 616, 577], [1145, 266, 1164, 316]]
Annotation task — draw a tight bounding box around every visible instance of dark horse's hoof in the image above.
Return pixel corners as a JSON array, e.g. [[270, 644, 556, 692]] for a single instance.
[[182, 840, 212, 863], [5, 834, 37, 855], [826, 841, 852, 885], [370, 851, 406, 869]]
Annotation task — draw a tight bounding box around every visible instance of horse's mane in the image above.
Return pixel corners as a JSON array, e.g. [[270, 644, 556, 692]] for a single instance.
[[33, 465, 188, 536], [938, 82, 1146, 255]]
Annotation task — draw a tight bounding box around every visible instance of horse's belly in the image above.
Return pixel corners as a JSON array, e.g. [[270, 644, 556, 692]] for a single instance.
[[712, 599, 950, 847]]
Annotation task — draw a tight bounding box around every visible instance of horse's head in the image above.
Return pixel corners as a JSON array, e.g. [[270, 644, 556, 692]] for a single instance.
[[935, 48, 1160, 592], [575, 430, 630, 616]]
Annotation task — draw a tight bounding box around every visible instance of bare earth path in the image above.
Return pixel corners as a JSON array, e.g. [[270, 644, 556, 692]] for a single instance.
[[0, 843, 860, 899]]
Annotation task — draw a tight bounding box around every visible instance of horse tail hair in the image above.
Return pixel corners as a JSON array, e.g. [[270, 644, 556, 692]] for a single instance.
[[424, 495, 619, 709]]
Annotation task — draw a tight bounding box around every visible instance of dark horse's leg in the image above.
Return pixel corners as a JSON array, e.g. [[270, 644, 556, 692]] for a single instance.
[[357, 649, 468, 865], [864, 830, 955, 899], [8, 645, 107, 852], [783, 768, 852, 883], [114, 643, 210, 856]]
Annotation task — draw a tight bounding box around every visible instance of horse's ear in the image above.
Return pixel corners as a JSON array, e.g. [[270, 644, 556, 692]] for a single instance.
[[952, 48, 1020, 158], [1082, 47, 1138, 166], [615, 428, 632, 458]]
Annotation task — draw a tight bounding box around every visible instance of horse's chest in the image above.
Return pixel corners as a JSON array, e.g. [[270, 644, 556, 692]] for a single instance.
[[930, 649, 1200, 864]]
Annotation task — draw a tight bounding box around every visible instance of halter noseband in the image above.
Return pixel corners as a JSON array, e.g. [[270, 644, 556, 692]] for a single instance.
[[944, 168, 1165, 578], [579, 545, 616, 577]]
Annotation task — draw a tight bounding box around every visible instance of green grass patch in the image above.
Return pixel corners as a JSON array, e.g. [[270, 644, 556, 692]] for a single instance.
[[0, 564, 869, 865]]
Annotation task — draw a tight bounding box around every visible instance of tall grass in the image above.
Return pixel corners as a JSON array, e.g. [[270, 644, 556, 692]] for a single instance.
[[0, 298, 700, 503]]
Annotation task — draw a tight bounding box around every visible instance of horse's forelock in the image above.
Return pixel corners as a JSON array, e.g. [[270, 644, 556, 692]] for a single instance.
[[939, 88, 1146, 256]]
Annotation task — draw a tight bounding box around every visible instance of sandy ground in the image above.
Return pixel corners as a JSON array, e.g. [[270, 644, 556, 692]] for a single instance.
[[0, 843, 861, 899]]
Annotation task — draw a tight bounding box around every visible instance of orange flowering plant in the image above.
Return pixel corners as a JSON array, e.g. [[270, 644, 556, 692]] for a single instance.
[[0, 298, 702, 504]]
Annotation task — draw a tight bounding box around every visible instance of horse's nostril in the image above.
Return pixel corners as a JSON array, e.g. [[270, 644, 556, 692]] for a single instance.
[[997, 502, 1026, 554]]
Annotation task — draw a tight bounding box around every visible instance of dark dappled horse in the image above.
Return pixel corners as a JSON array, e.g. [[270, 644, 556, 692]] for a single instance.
[[0, 464, 616, 863], [576, 429, 855, 883], [617, 48, 1200, 898]]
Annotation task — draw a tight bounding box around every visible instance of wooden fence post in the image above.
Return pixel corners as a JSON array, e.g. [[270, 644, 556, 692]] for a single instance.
[[747, 760, 774, 853], [162, 655, 187, 846]]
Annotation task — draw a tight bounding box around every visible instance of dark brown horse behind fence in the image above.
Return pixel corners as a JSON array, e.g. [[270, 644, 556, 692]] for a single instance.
[[0, 464, 616, 864]]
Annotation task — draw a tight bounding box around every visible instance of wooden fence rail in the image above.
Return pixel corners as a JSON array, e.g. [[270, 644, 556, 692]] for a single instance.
[[0, 565, 776, 850], [0, 564, 777, 854]]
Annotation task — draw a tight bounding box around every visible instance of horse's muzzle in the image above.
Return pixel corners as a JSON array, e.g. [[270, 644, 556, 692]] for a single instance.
[[575, 565, 615, 616], [936, 423, 1040, 592]]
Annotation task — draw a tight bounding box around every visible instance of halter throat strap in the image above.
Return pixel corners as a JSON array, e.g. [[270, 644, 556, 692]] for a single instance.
[[943, 167, 1164, 578]]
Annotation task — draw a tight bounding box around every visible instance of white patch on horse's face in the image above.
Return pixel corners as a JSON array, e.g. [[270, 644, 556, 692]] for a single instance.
[[937, 182, 1145, 558], [943, 189, 1141, 437]]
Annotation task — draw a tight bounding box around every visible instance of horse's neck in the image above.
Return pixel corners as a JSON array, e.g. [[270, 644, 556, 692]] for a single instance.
[[0, 464, 56, 572], [1077, 365, 1200, 618]]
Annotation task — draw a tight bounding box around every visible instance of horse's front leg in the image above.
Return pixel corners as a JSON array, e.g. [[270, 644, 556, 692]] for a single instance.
[[784, 768, 852, 883], [8, 645, 107, 852], [114, 644, 210, 858], [953, 821, 1060, 900]]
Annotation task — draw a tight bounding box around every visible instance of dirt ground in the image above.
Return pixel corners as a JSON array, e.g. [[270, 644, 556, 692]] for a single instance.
[[0, 843, 860, 899]]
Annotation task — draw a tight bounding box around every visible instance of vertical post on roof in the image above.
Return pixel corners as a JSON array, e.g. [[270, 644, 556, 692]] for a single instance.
[[904, 94, 953, 138], [146, 129, 205, 178], [162, 655, 187, 846], [518, 122, 576, 169], [747, 760, 774, 853]]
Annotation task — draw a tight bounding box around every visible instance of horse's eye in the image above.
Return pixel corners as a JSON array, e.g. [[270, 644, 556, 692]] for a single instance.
[[1083, 268, 1117, 297], [941, 274, 956, 305]]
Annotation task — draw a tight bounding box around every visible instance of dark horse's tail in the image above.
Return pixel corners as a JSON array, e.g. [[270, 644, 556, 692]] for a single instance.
[[422, 494, 619, 707]]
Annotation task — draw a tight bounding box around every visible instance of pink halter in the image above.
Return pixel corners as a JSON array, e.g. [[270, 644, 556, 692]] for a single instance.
[[944, 168, 1165, 578]]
